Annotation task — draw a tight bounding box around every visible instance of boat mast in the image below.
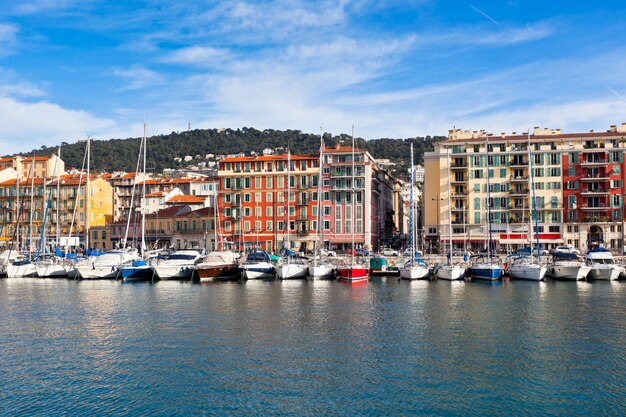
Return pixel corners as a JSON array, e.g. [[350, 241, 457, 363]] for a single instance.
[[485, 138, 493, 258], [351, 125, 356, 265], [141, 123, 147, 257], [409, 142, 414, 261], [213, 180, 218, 251], [528, 129, 540, 258], [56, 147, 61, 248], [85, 137, 90, 252], [314, 128, 324, 268], [38, 151, 60, 258], [446, 148, 453, 265], [28, 153, 36, 259], [286, 149, 291, 257]]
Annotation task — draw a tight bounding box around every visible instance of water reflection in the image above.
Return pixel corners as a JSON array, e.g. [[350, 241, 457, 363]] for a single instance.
[[0, 277, 624, 415]]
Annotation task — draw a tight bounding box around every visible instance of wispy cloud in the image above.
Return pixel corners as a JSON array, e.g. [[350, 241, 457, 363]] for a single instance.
[[0, 96, 112, 153], [161, 46, 234, 66], [464, 2, 501, 25], [13, 0, 87, 14], [0, 24, 19, 55], [111, 65, 164, 91]]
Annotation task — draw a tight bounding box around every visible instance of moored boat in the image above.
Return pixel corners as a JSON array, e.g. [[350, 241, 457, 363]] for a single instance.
[[585, 247, 621, 280], [241, 251, 276, 279], [195, 251, 240, 281], [153, 249, 203, 280], [546, 252, 590, 280], [468, 255, 504, 281]]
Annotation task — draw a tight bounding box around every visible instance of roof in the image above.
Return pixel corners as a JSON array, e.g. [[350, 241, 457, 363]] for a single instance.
[[166, 195, 206, 204], [220, 153, 318, 163], [322, 145, 364, 154], [145, 190, 168, 197]]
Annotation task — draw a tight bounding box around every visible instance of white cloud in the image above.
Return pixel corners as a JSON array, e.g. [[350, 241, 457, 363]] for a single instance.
[[111, 65, 164, 91], [14, 0, 86, 14], [0, 24, 18, 55], [0, 97, 113, 153], [161, 46, 233, 65]]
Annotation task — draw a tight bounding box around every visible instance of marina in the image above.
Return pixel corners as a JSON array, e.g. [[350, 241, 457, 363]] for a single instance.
[[1, 277, 624, 416]]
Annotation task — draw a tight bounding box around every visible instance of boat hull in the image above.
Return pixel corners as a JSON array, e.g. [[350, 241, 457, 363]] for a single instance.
[[508, 264, 547, 281], [36, 264, 70, 278], [436, 265, 465, 280], [196, 264, 240, 281], [153, 265, 194, 280], [277, 263, 307, 279], [76, 266, 120, 280], [587, 266, 621, 281], [468, 266, 504, 281], [307, 264, 335, 279], [400, 265, 430, 280], [7, 262, 37, 278], [242, 263, 275, 280], [337, 266, 369, 282], [121, 266, 154, 282], [546, 264, 590, 280]]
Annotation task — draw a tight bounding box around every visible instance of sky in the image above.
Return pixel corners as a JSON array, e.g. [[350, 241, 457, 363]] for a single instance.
[[1, 0, 626, 154]]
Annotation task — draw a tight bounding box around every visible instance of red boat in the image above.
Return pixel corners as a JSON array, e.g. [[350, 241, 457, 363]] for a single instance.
[[336, 265, 369, 282]]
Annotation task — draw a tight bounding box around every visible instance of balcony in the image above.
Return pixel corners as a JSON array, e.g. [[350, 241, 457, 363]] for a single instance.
[[297, 183, 309, 190], [580, 174, 610, 181], [297, 229, 310, 236], [297, 198, 308, 206], [509, 158, 528, 167], [450, 161, 468, 169], [509, 176, 528, 182], [450, 177, 468, 183], [581, 158, 608, 166], [510, 188, 529, 196], [451, 193, 468, 199], [230, 200, 241, 207], [580, 204, 608, 211], [580, 188, 608, 195], [451, 206, 466, 212], [510, 205, 530, 211]]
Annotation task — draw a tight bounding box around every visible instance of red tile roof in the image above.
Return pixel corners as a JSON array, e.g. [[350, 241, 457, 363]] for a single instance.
[[166, 195, 206, 204]]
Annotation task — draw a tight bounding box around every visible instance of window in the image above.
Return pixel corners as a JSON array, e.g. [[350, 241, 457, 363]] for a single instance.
[[255, 193, 261, 202], [267, 177, 273, 188], [266, 221, 272, 231], [266, 206, 273, 216]]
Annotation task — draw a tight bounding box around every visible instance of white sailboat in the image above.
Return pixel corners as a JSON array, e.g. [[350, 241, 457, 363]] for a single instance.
[[36, 146, 75, 278], [400, 142, 430, 280], [277, 150, 308, 279], [437, 148, 465, 280], [7, 155, 37, 277], [308, 129, 335, 279], [76, 134, 142, 279], [508, 130, 547, 281], [120, 123, 154, 282], [468, 138, 504, 281]]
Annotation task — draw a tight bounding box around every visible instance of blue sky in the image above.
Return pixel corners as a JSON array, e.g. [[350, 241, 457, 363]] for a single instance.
[[1, 0, 626, 153]]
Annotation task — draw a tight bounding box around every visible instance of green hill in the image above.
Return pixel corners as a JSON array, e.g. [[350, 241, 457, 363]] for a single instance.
[[17, 127, 445, 179]]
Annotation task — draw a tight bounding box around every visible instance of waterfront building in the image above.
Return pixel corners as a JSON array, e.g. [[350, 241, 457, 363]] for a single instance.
[[423, 123, 626, 254], [217, 146, 400, 254], [0, 154, 65, 180]]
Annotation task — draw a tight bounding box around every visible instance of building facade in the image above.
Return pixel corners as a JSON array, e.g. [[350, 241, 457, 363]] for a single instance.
[[423, 123, 626, 254]]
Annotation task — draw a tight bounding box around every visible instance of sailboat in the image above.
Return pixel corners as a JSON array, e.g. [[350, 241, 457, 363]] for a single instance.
[[308, 129, 335, 279], [468, 138, 504, 281], [508, 131, 547, 281], [277, 150, 308, 279], [7, 155, 38, 277], [336, 127, 369, 282], [36, 145, 70, 278], [400, 142, 430, 280], [437, 148, 465, 280], [120, 123, 154, 282], [77, 135, 143, 280]]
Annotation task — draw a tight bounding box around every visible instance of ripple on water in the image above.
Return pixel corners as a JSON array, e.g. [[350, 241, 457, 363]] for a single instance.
[[0, 278, 625, 416]]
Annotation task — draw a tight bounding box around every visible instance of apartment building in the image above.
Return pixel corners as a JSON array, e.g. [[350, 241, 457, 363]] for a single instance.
[[217, 145, 400, 254], [423, 123, 626, 254]]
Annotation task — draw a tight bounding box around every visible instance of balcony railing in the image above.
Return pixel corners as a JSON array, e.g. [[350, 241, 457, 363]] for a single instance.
[[509, 176, 528, 182], [580, 188, 608, 195], [450, 161, 467, 169]]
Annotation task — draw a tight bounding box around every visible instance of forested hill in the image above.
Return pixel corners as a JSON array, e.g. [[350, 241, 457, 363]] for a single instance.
[[14, 127, 446, 178]]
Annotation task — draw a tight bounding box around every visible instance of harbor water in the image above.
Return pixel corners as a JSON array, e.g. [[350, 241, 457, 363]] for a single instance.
[[0, 277, 624, 416]]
